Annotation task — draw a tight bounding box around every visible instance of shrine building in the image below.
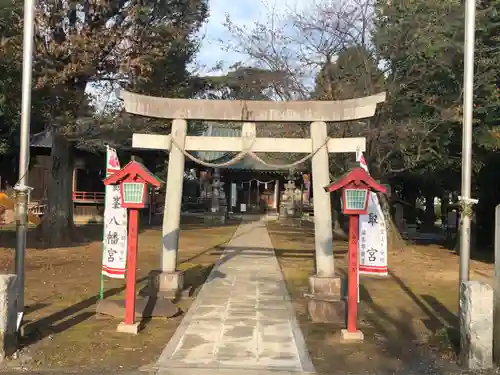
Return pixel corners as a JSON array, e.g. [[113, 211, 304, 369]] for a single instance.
[[185, 123, 312, 217]]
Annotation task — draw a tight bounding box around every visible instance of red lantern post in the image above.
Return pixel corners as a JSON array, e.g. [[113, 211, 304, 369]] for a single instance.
[[125, 208, 139, 326], [103, 161, 162, 334], [347, 214, 359, 333], [325, 167, 387, 342]]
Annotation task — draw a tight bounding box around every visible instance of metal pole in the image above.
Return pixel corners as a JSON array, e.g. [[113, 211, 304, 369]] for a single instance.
[[459, 0, 476, 363], [148, 189, 153, 225], [493, 205, 500, 364], [459, 0, 475, 289], [15, 0, 36, 330]]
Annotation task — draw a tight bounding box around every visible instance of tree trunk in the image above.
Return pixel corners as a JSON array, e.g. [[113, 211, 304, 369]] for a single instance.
[[40, 133, 76, 247], [378, 193, 406, 252], [404, 190, 418, 225], [424, 192, 435, 229]]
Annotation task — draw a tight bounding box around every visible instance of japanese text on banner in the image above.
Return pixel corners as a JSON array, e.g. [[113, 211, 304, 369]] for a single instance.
[[359, 193, 388, 275], [101, 147, 128, 279], [358, 153, 388, 276]]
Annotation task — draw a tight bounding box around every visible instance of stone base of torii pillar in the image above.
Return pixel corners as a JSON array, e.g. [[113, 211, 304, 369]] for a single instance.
[[304, 276, 345, 323], [141, 269, 190, 300]]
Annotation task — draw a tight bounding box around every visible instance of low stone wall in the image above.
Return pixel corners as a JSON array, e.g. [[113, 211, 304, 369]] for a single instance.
[[203, 213, 227, 225], [0, 274, 17, 362]]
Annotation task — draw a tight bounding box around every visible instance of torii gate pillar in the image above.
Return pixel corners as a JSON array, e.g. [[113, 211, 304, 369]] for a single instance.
[[121, 89, 386, 312], [310, 121, 334, 278], [159, 119, 187, 293]]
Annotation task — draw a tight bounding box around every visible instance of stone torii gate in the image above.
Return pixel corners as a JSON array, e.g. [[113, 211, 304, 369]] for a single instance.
[[120, 89, 385, 310]]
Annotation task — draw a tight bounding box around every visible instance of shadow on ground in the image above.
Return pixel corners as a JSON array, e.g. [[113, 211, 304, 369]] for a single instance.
[[209, 246, 347, 260], [290, 269, 463, 375], [20, 234, 237, 349], [266, 218, 472, 375], [400, 224, 493, 265], [20, 276, 148, 348]]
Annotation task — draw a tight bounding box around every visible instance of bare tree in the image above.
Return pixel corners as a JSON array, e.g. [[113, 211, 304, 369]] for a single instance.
[[222, 0, 374, 97], [222, 0, 453, 182]]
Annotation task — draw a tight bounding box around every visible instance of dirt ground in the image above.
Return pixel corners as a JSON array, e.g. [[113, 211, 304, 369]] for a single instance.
[[266, 219, 494, 375], [1, 216, 494, 374], [0, 217, 239, 372]]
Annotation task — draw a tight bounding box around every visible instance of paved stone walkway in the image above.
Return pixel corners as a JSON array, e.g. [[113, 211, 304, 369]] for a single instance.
[[155, 217, 315, 374]]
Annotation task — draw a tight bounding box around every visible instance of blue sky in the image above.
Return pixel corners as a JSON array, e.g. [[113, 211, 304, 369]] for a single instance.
[[195, 0, 268, 74], [194, 0, 306, 74]]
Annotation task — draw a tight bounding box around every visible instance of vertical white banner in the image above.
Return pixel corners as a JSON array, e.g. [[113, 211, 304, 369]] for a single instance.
[[101, 147, 128, 279], [358, 154, 388, 276], [231, 183, 237, 207]]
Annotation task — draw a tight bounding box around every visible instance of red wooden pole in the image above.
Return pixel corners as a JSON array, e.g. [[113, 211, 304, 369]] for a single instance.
[[124, 209, 139, 325], [347, 215, 359, 333]]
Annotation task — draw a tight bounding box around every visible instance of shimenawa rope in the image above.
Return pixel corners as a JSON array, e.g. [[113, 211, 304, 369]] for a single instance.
[[170, 136, 331, 170]]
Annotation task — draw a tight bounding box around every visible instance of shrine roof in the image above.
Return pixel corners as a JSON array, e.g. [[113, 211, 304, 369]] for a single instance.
[[191, 124, 306, 171], [191, 124, 240, 163]]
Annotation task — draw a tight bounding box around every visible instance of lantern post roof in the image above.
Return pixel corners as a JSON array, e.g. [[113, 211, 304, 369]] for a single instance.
[[324, 167, 387, 194], [103, 161, 163, 188]]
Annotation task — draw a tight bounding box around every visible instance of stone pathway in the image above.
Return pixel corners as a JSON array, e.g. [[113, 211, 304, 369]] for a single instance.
[[155, 217, 315, 375]]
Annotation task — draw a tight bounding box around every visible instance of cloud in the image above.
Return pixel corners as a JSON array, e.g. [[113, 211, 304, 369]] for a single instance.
[[194, 0, 264, 75], [194, 0, 312, 75]]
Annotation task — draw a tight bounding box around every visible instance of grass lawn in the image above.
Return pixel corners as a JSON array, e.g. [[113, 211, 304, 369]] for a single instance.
[[0, 216, 239, 372], [266, 218, 493, 375]]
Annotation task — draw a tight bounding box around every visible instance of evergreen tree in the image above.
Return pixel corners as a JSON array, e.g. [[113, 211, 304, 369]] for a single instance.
[[6, 0, 209, 245]]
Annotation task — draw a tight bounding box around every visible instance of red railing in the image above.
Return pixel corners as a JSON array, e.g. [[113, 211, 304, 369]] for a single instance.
[[72, 191, 105, 203]]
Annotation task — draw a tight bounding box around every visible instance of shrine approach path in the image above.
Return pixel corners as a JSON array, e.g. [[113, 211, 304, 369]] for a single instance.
[[153, 216, 315, 375]]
